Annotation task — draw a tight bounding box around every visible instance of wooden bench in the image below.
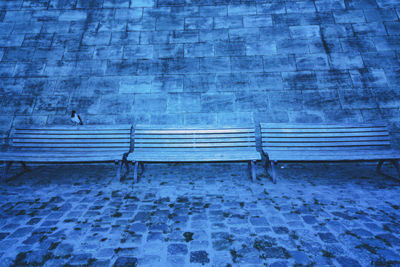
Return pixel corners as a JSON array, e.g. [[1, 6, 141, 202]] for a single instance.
[[260, 123, 400, 183], [127, 125, 261, 183], [0, 125, 132, 182]]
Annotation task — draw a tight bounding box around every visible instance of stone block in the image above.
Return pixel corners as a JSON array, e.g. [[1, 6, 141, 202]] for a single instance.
[[44, 61, 76, 77], [119, 76, 152, 94], [289, 110, 325, 123], [33, 48, 64, 61], [167, 93, 201, 113], [0, 62, 15, 77], [93, 45, 123, 60], [340, 37, 376, 53], [161, 58, 199, 74], [316, 70, 352, 89], [374, 36, 400, 51], [3, 48, 35, 62], [127, 17, 156, 31], [33, 95, 68, 115], [364, 8, 398, 22], [217, 112, 254, 125], [106, 60, 137, 76], [352, 22, 386, 36], [321, 24, 353, 38], [4, 11, 32, 22], [69, 21, 98, 34], [200, 29, 229, 42], [14, 62, 46, 77], [314, 0, 345, 12], [246, 41, 276, 56], [82, 32, 111, 46], [152, 75, 183, 92], [59, 10, 87, 21], [151, 113, 184, 125], [85, 76, 120, 96], [228, 4, 257, 16], [231, 56, 263, 72], [254, 110, 289, 123], [131, 0, 154, 7], [286, 1, 316, 13], [215, 41, 245, 56], [137, 59, 162, 75], [23, 78, 56, 95], [338, 89, 377, 109], [229, 28, 259, 42], [235, 91, 268, 112], [170, 6, 199, 17], [0, 95, 35, 115], [199, 57, 230, 73], [69, 96, 101, 115], [76, 0, 103, 8], [329, 53, 364, 69], [103, 0, 130, 8], [296, 54, 329, 71], [309, 37, 342, 54], [53, 33, 83, 48], [282, 71, 318, 90], [0, 23, 14, 35], [115, 9, 142, 20], [290, 25, 320, 39], [111, 32, 140, 45], [333, 10, 365, 23], [257, 3, 286, 14], [243, 15, 272, 27], [185, 17, 213, 30], [323, 109, 363, 123], [374, 88, 400, 108], [184, 43, 213, 57], [63, 46, 95, 61], [75, 60, 107, 76], [302, 90, 341, 111], [98, 21, 127, 32], [153, 44, 183, 59], [268, 91, 302, 111], [215, 73, 250, 91], [276, 39, 309, 54], [184, 113, 217, 126], [183, 74, 216, 93], [0, 78, 24, 94], [99, 94, 135, 115], [55, 77, 88, 95], [156, 16, 184, 31], [214, 16, 243, 29], [13, 116, 48, 127], [123, 45, 154, 59], [170, 30, 199, 43], [22, 33, 53, 48], [134, 94, 167, 112], [264, 55, 296, 72], [157, 0, 184, 6], [200, 6, 227, 16], [201, 93, 235, 112], [350, 68, 388, 88], [140, 31, 170, 45]]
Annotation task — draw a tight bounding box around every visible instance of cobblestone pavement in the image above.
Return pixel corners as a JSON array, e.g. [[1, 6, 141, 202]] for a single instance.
[[1, 162, 400, 266]]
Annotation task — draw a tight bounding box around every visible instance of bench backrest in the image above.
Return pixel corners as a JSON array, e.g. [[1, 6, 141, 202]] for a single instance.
[[11, 125, 132, 153], [260, 123, 392, 151], [134, 125, 257, 152]]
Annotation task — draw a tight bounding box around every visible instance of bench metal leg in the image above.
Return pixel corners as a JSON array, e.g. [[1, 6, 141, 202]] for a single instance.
[[124, 159, 130, 174], [133, 161, 139, 183], [391, 159, 400, 180], [250, 160, 256, 182], [21, 162, 29, 172], [139, 162, 145, 175], [115, 160, 122, 182], [270, 161, 277, 184], [2, 162, 12, 181], [377, 160, 385, 174]]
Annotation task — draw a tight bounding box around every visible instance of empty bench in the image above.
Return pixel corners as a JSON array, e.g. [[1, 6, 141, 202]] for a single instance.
[[127, 125, 261, 183], [1, 125, 132, 182], [260, 123, 400, 183]]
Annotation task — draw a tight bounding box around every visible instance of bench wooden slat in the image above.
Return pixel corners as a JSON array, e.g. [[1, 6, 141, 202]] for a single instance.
[[136, 137, 255, 143], [262, 132, 389, 138], [260, 123, 387, 128], [13, 134, 130, 139], [13, 138, 131, 143], [135, 129, 255, 134], [14, 143, 130, 148], [267, 150, 400, 161], [128, 151, 261, 162], [265, 136, 390, 142], [15, 124, 131, 130], [261, 128, 388, 133], [14, 129, 131, 135], [134, 133, 255, 139], [263, 141, 391, 147], [135, 142, 256, 148]]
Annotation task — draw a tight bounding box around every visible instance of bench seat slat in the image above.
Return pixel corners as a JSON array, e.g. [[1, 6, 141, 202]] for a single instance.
[[13, 134, 130, 139], [262, 132, 389, 138], [128, 151, 261, 162], [135, 138, 255, 143], [13, 138, 131, 143], [135, 129, 254, 134], [265, 136, 390, 142], [134, 133, 255, 139], [263, 141, 391, 147], [13, 143, 130, 148], [15, 130, 131, 135], [262, 128, 388, 133], [135, 143, 256, 148], [260, 123, 387, 128], [267, 150, 400, 161], [15, 124, 131, 130]]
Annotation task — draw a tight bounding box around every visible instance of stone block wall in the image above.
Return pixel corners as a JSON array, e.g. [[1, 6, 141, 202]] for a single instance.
[[1, 0, 400, 146]]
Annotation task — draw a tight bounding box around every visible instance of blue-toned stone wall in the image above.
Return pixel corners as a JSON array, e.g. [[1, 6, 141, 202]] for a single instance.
[[1, 0, 400, 145]]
